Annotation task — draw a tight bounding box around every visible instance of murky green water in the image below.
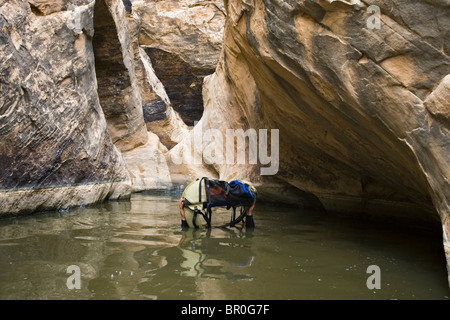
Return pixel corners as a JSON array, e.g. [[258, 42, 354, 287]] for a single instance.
[[0, 193, 448, 300]]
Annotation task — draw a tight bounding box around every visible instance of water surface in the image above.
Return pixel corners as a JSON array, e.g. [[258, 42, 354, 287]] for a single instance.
[[0, 193, 448, 300]]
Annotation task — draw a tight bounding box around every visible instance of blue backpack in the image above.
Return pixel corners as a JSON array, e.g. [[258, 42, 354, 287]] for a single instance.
[[228, 180, 255, 204]]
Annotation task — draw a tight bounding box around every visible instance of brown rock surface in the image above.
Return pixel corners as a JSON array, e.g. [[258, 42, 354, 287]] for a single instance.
[[173, 0, 450, 283], [0, 0, 226, 215], [0, 0, 134, 215], [121, 0, 226, 187], [93, 0, 148, 152], [133, 0, 226, 125]]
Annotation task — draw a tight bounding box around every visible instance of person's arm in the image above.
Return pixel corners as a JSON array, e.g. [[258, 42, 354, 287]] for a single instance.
[[247, 199, 256, 216], [179, 197, 188, 228], [179, 197, 186, 220]]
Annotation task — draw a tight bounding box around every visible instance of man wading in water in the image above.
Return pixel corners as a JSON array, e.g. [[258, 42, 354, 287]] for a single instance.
[[178, 178, 256, 229]]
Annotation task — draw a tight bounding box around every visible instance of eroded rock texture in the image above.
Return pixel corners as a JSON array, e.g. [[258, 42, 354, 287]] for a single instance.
[[120, 0, 225, 190], [0, 0, 134, 215], [173, 0, 450, 283], [93, 0, 148, 152], [133, 0, 226, 126], [0, 0, 227, 206]]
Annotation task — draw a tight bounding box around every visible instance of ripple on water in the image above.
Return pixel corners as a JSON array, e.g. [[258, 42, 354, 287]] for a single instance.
[[0, 193, 448, 300]]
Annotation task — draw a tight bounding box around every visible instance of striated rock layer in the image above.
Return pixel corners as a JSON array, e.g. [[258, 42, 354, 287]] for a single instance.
[[92, 0, 148, 152], [175, 0, 450, 283], [133, 0, 226, 126], [0, 0, 227, 212], [121, 0, 226, 190], [0, 0, 135, 215]]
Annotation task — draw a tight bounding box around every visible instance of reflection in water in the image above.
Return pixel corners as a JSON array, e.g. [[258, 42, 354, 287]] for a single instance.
[[177, 228, 255, 280], [0, 193, 448, 300], [134, 227, 256, 300]]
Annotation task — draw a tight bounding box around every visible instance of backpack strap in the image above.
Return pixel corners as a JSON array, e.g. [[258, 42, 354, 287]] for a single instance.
[[218, 206, 248, 228]]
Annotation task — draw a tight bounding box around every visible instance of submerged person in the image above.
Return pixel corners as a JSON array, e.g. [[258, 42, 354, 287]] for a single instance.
[[179, 178, 257, 229]]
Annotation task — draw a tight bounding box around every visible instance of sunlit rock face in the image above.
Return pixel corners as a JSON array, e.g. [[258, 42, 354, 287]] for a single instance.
[[132, 0, 226, 126], [121, 0, 226, 190], [185, 0, 449, 283], [0, 0, 134, 215], [92, 0, 148, 152]]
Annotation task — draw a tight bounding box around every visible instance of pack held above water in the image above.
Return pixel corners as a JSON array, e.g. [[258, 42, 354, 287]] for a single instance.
[[181, 177, 257, 228]]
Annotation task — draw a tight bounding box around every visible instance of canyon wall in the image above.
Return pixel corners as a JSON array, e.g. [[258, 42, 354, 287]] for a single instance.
[[134, 0, 225, 126], [0, 0, 225, 210], [180, 0, 449, 284], [0, 0, 135, 215], [1, 0, 449, 284], [120, 0, 225, 190]]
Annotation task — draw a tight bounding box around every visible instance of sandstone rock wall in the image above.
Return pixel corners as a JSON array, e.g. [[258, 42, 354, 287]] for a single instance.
[[133, 0, 226, 126], [93, 0, 148, 152], [0, 0, 134, 215], [0, 0, 227, 210], [120, 0, 226, 190], [184, 0, 450, 285]]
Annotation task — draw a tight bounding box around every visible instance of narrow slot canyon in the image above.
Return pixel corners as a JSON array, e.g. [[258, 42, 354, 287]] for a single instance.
[[0, 0, 448, 299]]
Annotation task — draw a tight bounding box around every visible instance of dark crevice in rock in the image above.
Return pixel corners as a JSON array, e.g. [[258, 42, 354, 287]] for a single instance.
[[28, 3, 44, 16], [92, 0, 132, 145], [144, 47, 211, 126]]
